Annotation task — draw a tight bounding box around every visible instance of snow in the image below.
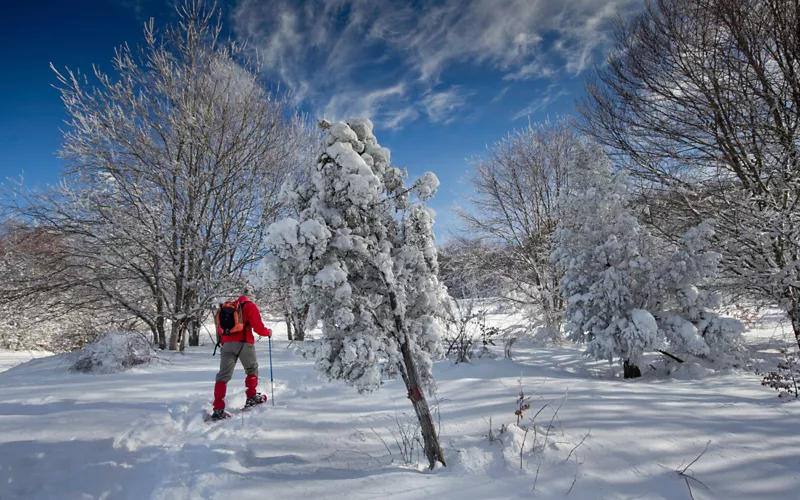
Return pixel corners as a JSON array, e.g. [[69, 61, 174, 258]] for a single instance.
[[0, 314, 799, 499], [0, 349, 52, 372], [70, 331, 160, 374], [631, 308, 658, 337]]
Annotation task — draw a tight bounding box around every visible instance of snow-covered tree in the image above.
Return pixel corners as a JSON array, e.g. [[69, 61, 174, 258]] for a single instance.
[[459, 117, 577, 337], [580, 0, 800, 348], [5, 0, 310, 351], [552, 145, 744, 377], [255, 118, 447, 469]]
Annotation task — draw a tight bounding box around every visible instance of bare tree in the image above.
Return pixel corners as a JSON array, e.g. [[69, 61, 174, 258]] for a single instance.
[[580, 0, 800, 347], [437, 238, 505, 301], [458, 117, 577, 335], [6, 0, 309, 351], [0, 219, 137, 351]]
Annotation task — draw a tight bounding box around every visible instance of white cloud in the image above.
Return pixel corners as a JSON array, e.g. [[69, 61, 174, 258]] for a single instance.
[[490, 86, 511, 104], [384, 106, 420, 130], [421, 86, 473, 124], [231, 0, 642, 128], [322, 83, 407, 122], [512, 85, 570, 121]]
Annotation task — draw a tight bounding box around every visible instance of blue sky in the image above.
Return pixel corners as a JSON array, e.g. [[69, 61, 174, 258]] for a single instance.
[[1, 0, 642, 237]]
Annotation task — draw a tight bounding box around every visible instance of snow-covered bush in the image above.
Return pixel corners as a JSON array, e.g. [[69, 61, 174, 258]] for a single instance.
[[71, 332, 157, 374], [441, 297, 498, 363], [761, 348, 800, 399], [552, 145, 744, 377], [254, 118, 446, 469], [0, 305, 117, 353]]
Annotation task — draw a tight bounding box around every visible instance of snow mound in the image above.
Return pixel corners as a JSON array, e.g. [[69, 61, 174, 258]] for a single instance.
[[666, 360, 717, 379], [71, 332, 158, 374]]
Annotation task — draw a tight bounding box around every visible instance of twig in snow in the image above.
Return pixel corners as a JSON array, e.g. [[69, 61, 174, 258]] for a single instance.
[[532, 398, 565, 493], [677, 440, 711, 475], [430, 395, 446, 437], [370, 427, 394, 459], [566, 430, 591, 463], [564, 430, 590, 496], [676, 440, 713, 500], [352, 445, 383, 467], [566, 452, 584, 496], [520, 427, 530, 470]]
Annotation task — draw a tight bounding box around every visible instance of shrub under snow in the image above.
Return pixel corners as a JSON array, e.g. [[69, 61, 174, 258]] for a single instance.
[[71, 332, 158, 374]]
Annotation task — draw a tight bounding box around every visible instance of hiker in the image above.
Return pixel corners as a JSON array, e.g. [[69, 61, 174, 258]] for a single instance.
[[211, 295, 272, 420]]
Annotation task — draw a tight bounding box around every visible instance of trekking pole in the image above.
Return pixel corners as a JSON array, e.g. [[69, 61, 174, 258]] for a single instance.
[[268, 335, 275, 406]]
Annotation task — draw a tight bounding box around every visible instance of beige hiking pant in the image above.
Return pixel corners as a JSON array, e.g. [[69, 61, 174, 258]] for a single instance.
[[215, 342, 259, 383]]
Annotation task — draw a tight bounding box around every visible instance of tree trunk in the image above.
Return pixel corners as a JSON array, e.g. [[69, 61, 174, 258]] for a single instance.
[[388, 288, 445, 470], [785, 293, 800, 350], [188, 318, 200, 347], [398, 340, 446, 469], [156, 294, 167, 350], [284, 312, 293, 341], [623, 359, 642, 379], [179, 321, 187, 352], [169, 320, 181, 351], [291, 304, 309, 341]]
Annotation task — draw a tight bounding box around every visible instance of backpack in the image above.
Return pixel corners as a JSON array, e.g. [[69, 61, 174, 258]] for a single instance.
[[215, 300, 246, 339]]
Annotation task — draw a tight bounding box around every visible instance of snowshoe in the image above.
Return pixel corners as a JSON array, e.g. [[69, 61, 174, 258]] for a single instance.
[[206, 408, 231, 422], [243, 393, 267, 410]]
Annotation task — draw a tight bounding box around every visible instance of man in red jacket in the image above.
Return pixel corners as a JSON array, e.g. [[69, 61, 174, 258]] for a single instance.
[[211, 295, 272, 421]]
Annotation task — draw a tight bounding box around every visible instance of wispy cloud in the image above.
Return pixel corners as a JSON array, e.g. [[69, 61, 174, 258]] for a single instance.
[[232, 0, 641, 128], [512, 85, 570, 121], [490, 86, 511, 104], [421, 86, 474, 124], [384, 106, 420, 130]]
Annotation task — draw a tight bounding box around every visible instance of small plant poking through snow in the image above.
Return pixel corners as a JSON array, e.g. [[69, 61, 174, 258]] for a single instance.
[[482, 376, 581, 487], [761, 348, 800, 399], [71, 332, 158, 374], [515, 390, 532, 425]]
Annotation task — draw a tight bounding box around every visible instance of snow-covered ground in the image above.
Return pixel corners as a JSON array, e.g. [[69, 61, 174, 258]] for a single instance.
[[1, 315, 799, 500], [0, 349, 53, 373]]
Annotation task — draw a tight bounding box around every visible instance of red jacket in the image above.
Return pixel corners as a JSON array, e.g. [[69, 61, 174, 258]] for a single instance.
[[217, 296, 272, 344]]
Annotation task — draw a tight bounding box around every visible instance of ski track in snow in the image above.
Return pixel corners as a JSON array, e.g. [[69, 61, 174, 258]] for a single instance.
[[1, 315, 799, 500]]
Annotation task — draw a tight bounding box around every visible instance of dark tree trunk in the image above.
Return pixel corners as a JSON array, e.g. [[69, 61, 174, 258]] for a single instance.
[[284, 312, 293, 341], [788, 296, 800, 350], [623, 360, 642, 379], [179, 323, 187, 352], [398, 339, 446, 470], [388, 288, 445, 470], [188, 318, 200, 347], [169, 321, 179, 351]]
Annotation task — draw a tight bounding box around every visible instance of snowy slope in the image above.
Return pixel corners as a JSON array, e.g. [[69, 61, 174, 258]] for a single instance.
[[0, 349, 53, 373], [0, 317, 798, 500]]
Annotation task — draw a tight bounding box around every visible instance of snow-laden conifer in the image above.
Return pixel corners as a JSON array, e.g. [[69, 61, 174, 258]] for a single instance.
[[552, 145, 744, 377], [255, 118, 447, 468]]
